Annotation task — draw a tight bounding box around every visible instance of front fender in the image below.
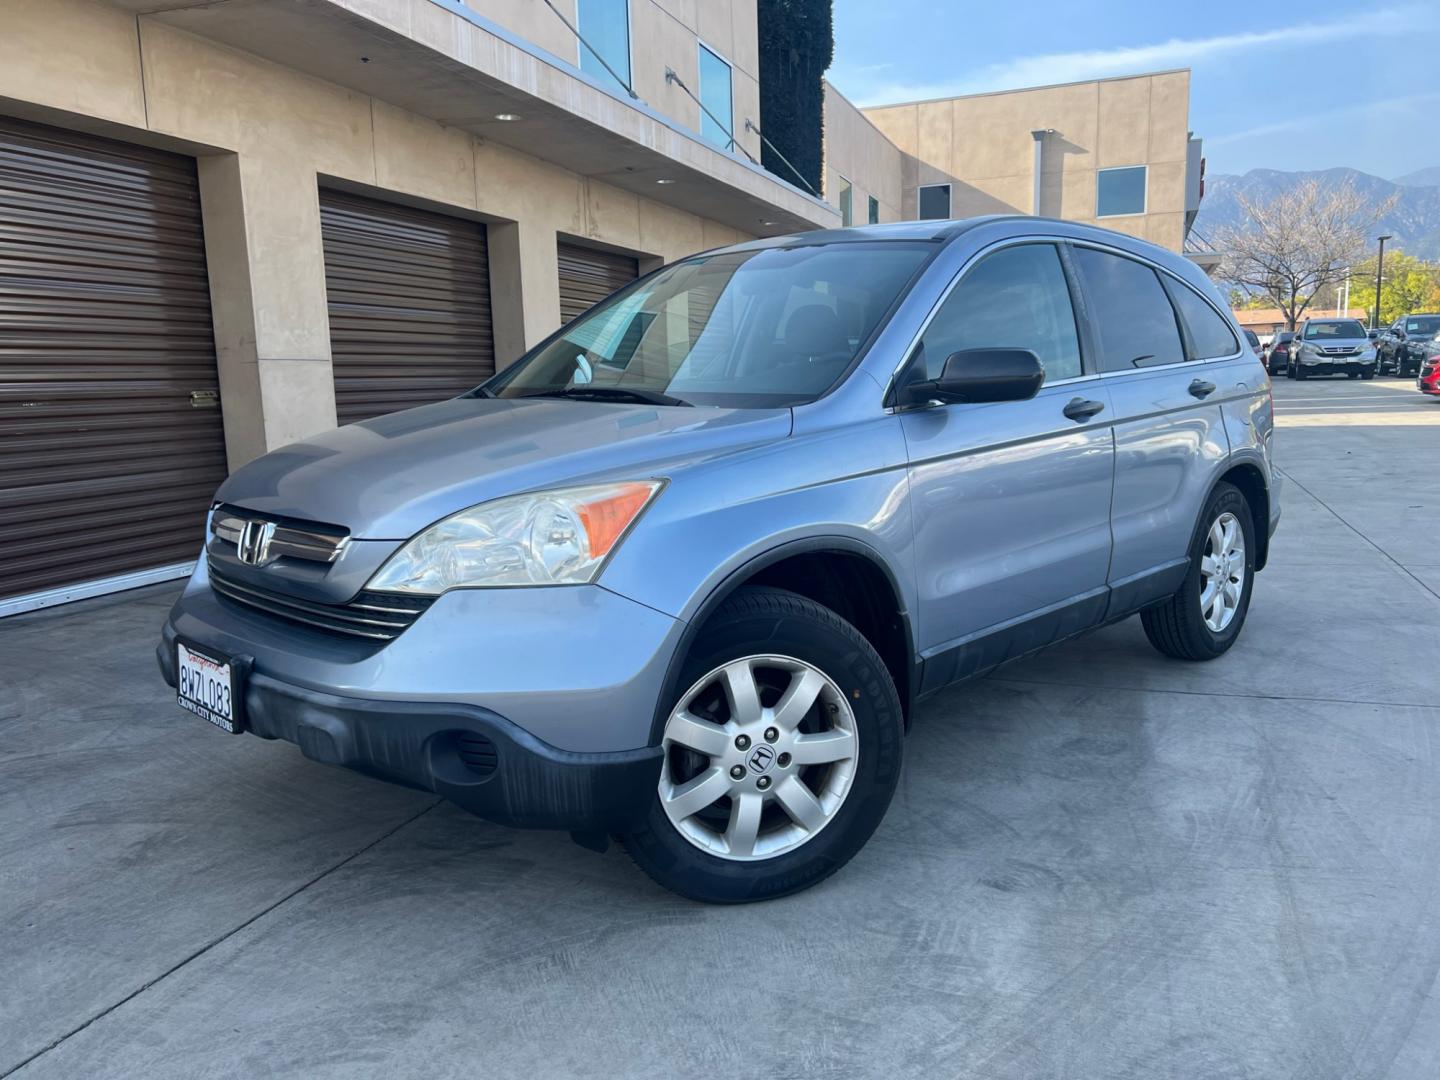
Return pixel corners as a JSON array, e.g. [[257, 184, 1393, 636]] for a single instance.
[[599, 414, 916, 625]]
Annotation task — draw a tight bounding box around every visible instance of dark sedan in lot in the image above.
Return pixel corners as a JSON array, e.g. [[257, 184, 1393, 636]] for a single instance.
[[1380, 314, 1440, 377], [1266, 330, 1297, 376]]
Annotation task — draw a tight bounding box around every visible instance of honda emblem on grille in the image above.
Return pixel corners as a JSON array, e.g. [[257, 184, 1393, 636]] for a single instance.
[[236, 519, 277, 566]]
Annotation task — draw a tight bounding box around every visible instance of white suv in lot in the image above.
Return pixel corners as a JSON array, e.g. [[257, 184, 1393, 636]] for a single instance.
[[1289, 318, 1377, 380]]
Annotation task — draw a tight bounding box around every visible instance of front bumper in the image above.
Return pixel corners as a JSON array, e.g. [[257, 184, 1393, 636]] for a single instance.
[[162, 557, 684, 753], [1297, 357, 1375, 375], [158, 642, 662, 832]]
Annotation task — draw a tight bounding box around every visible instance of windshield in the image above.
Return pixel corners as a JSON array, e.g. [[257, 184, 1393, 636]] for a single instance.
[[1304, 320, 1367, 340], [484, 242, 934, 408], [1404, 316, 1440, 337]]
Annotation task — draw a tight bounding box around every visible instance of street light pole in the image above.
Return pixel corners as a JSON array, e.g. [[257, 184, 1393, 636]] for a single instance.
[[1372, 234, 1392, 330]]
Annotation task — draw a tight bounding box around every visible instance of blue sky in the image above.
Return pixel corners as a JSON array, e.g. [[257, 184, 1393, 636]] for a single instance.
[[829, 1, 1440, 180]]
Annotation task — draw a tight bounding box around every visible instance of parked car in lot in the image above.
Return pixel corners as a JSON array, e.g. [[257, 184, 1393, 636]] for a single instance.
[[1417, 340, 1440, 398], [158, 218, 1280, 902], [1379, 313, 1440, 377], [1242, 328, 1262, 360], [1267, 330, 1297, 376], [1288, 318, 1377, 379]]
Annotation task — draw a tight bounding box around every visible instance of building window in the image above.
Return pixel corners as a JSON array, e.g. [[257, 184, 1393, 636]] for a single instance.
[[1097, 165, 1147, 217], [838, 177, 853, 226], [576, 0, 631, 93], [918, 183, 951, 220], [698, 44, 734, 149], [868, 195, 880, 225]]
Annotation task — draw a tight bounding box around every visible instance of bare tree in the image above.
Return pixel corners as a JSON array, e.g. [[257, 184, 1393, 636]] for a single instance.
[[1216, 178, 1396, 330]]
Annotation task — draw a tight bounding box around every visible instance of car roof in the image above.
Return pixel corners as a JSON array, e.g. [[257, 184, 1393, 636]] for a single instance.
[[720, 215, 1189, 267]]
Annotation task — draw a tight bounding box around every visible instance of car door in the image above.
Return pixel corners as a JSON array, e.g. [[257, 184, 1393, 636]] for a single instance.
[[1069, 243, 1233, 616], [899, 240, 1115, 690], [1385, 321, 1404, 373]]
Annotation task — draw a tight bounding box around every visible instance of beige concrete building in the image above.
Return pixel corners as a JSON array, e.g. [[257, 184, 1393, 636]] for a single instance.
[[830, 70, 1205, 255], [821, 82, 904, 226]]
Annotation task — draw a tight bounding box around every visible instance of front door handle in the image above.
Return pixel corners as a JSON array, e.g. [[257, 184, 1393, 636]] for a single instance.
[[1189, 378, 1217, 399], [1063, 397, 1105, 422]]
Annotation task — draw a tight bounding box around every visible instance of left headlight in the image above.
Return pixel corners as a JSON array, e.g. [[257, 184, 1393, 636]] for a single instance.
[[367, 480, 664, 594]]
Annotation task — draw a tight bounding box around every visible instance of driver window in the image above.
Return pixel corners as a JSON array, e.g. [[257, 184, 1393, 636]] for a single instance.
[[916, 243, 1083, 383]]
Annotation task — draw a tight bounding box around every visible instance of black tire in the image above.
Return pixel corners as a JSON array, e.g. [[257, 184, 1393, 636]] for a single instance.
[[1348, 372, 1360, 379], [1295, 365, 1308, 380], [622, 587, 903, 903], [1362, 370, 1375, 380], [1286, 362, 1297, 379], [1140, 482, 1256, 662]]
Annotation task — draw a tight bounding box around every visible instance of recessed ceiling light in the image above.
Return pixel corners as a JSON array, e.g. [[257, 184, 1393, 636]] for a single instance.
[[761, 220, 781, 226], [655, 178, 676, 185], [493, 113, 521, 122]]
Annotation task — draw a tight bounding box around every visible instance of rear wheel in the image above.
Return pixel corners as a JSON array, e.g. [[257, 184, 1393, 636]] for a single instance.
[[622, 587, 903, 903], [1141, 482, 1256, 661]]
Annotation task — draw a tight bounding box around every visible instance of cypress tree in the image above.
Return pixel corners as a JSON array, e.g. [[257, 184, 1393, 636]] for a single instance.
[[757, 0, 833, 196]]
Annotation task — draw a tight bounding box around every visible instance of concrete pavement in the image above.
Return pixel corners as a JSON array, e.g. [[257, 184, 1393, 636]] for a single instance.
[[2, 376, 1438, 1079]]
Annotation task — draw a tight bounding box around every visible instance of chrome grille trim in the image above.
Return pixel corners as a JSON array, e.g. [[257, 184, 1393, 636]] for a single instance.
[[208, 568, 432, 641], [210, 508, 349, 564]]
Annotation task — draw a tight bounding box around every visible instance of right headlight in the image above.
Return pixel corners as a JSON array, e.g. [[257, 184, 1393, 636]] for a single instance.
[[366, 480, 664, 595]]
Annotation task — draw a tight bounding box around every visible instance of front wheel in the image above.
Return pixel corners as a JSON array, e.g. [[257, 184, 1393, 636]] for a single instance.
[[622, 587, 903, 903], [1348, 371, 1360, 379], [1362, 370, 1375, 380], [1141, 482, 1256, 661]]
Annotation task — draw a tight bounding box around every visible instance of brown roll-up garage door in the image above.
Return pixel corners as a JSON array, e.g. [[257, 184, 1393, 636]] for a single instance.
[[558, 241, 639, 325], [0, 115, 227, 604], [319, 190, 495, 426]]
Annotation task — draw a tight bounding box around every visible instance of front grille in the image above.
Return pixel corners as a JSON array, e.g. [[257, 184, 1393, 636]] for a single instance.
[[1321, 346, 1360, 357], [210, 505, 349, 565], [208, 567, 433, 641], [457, 734, 498, 777]]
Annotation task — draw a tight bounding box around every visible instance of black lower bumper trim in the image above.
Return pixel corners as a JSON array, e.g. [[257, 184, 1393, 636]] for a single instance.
[[158, 643, 660, 832]]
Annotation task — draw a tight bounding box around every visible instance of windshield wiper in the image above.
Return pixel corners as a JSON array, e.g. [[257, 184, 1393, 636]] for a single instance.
[[529, 387, 693, 407]]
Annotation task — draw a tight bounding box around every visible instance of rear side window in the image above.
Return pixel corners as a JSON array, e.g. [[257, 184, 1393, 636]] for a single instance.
[[1166, 280, 1239, 359], [916, 243, 1083, 384], [1072, 247, 1185, 371]]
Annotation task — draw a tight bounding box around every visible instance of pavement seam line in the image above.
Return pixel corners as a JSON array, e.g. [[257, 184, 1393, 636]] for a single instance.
[[0, 799, 441, 1079], [986, 674, 1436, 711], [1276, 465, 1440, 605]]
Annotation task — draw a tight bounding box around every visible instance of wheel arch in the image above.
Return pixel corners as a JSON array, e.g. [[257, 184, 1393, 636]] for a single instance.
[[1215, 461, 1271, 570], [648, 537, 917, 745]]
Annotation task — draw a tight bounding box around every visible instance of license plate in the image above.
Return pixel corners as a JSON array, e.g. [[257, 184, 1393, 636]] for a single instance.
[[177, 641, 243, 734]]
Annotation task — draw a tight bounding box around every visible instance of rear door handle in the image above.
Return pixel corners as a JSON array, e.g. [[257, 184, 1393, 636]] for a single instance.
[[1189, 378, 1217, 399], [1063, 397, 1106, 422]]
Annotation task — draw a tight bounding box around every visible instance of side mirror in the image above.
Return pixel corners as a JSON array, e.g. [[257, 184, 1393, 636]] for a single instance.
[[901, 348, 1045, 407]]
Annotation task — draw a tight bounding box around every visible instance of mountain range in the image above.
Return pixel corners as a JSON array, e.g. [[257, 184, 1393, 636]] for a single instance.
[[1192, 166, 1440, 262]]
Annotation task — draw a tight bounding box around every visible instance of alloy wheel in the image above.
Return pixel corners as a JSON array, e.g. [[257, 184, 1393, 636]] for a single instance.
[[1200, 511, 1246, 633], [658, 655, 858, 861]]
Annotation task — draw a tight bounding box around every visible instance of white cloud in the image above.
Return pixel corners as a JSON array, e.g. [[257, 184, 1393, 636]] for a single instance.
[[832, 7, 1438, 106], [1207, 93, 1440, 147]]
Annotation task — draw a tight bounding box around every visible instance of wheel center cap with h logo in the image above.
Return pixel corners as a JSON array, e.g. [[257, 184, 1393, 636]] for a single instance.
[[747, 744, 776, 774]]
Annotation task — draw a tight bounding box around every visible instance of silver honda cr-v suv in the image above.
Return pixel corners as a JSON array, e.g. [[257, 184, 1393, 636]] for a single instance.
[[159, 217, 1280, 903]]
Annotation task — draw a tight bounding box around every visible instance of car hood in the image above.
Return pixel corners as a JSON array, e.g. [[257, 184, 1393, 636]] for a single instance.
[[216, 396, 792, 539]]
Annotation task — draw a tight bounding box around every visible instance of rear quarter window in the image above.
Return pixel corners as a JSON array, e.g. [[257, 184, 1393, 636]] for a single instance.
[[1165, 279, 1240, 359]]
